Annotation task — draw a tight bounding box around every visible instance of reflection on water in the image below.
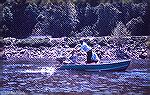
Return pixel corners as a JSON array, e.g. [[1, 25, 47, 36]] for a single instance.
[[25, 67, 56, 75], [0, 59, 150, 95]]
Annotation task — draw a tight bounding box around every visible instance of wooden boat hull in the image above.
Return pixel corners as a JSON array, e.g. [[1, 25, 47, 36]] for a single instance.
[[58, 60, 131, 71]]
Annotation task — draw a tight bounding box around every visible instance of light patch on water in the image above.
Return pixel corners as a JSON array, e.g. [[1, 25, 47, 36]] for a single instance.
[[25, 66, 56, 75], [0, 91, 26, 95]]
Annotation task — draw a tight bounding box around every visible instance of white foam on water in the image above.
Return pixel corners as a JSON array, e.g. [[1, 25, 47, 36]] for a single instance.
[[25, 66, 56, 76]]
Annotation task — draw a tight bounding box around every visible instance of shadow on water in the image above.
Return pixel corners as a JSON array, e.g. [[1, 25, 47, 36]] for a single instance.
[[0, 59, 150, 95]]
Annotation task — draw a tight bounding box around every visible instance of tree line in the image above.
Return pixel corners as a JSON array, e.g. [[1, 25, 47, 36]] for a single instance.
[[0, 0, 150, 38]]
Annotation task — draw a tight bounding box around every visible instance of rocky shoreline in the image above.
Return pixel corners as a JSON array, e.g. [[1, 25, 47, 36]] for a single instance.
[[0, 36, 149, 61]]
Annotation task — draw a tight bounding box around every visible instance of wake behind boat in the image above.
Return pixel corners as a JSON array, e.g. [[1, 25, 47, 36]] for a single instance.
[[58, 59, 131, 71]]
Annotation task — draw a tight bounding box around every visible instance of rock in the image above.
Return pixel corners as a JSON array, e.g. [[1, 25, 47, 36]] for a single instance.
[[139, 53, 147, 59], [56, 57, 66, 63], [115, 48, 130, 59]]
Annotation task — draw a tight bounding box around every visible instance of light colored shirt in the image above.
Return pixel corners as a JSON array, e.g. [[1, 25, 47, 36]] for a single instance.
[[91, 52, 99, 61], [81, 42, 92, 52]]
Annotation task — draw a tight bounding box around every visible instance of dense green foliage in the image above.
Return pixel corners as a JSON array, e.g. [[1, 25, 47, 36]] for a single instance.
[[0, 0, 149, 38]]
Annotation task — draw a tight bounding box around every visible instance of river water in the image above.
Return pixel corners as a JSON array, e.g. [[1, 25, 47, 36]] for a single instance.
[[0, 59, 150, 95]]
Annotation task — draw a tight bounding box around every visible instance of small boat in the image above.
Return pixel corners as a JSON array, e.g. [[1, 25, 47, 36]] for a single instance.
[[58, 60, 131, 71]]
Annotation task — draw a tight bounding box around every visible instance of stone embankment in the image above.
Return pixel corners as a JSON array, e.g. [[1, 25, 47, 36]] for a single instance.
[[0, 36, 149, 61]]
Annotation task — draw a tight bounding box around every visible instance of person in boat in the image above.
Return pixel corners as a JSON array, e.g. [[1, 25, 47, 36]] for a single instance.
[[69, 49, 78, 63], [77, 40, 100, 63]]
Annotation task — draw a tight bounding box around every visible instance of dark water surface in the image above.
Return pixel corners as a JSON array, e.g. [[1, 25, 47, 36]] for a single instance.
[[0, 59, 150, 95]]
